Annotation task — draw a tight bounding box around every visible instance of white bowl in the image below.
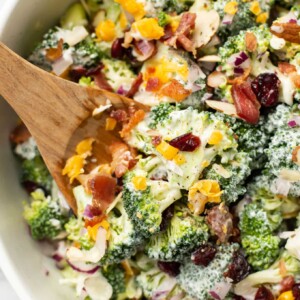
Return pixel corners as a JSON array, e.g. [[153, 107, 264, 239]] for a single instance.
[[0, 1, 77, 299]]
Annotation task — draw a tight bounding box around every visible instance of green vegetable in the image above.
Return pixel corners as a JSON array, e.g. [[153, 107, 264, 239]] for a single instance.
[[79, 76, 94, 86], [21, 155, 52, 192], [149, 103, 178, 129], [60, 3, 87, 29], [157, 12, 172, 27], [146, 201, 209, 261], [24, 189, 68, 240]]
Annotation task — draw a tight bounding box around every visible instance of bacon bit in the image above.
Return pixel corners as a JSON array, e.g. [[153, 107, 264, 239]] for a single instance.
[[110, 109, 128, 123], [231, 82, 260, 124], [88, 175, 117, 216], [133, 39, 157, 62], [270, 22, 300, 44], [292, 146, 300, 167], [109, 142, 135, 178], [120, 109, 145, 138], [46, 39, 64, 61], [206, 203, 234, 243], [93, 71, 114, 92], [278, 62, 297, 74], [280, 276, 295, 293], [227, 68, 251, 85], [128, 158, 138, 170], [146, 77, 162, 92], [84, 215, 106, 228], [151, 136, 162, 146], [126, 73, 143, 98], [160, 79, 191, 102], [291, 73, 300, 88], [245, 32, 257, 52], [10, 123, 31, 144], [160, 24, 173, 42], [166, 12, 196, 53]]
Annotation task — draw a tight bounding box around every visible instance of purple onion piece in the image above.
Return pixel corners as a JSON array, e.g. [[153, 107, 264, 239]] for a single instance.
[[288, 120, 297, 127], [234, 67, 244, 75], [117, 86, 127, 95], [83, 205, 94, 219], [209, 291, 221, 300], [67, 260, 100, 274]]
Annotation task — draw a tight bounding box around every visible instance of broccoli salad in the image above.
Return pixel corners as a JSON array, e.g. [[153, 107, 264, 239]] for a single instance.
[[10, 0, 300, 299]]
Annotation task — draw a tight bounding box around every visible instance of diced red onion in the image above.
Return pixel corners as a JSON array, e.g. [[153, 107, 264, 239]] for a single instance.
[[209, 291, 221, 300], [83, 205, 94, 219], [227, 52, 250, 69], [288, 116, 300, 127], [209, 281, 232, 300], [67, 260, 100, 274], [222, 13, 234, 25], [117, 86, 127, 95], [289, 19, 297, 23], [288, 120, 297, 127], [234, 67, 244, 75]]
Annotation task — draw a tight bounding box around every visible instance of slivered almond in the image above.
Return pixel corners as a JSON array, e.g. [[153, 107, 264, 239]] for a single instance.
[[280, 169, 300, 182], [278, 62, 297, 74], [198, 55, 221, 62], [245, 32, 257, 52], [205, 100, 238, 117], [270, 22, 300, 44], [292, 146, 300, 166]]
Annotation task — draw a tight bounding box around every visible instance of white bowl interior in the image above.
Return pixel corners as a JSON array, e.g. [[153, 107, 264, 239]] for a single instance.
[[0, 0, 77, 299]]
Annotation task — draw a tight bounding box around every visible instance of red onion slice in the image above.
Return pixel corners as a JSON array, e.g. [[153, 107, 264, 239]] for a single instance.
[[67, 260, 100, 274], [222, 13, 234, 25]]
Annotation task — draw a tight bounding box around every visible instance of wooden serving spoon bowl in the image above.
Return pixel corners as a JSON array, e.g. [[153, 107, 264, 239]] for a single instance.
[[0, 42, 148, 212]]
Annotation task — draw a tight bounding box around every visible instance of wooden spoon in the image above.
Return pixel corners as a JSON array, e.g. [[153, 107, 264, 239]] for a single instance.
[[0, 42, 148, 212]]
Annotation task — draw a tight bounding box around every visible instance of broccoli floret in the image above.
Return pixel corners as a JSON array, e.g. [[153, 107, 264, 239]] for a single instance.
[[102, 264, 126, 300], [24, 189, 68, 240], [102, 58, 136, 92], [239, 201, 282, 270], [158, 11, 172, 27], [60, 2, 87, 29], [21, 155, 52, 192], [146, 202, 209, 262], [149, 103, 178, 129], [100, 199, 144, 265], [73, 37, 104, 67], [204, 152, 252, 203], [177, 244, 239, 300], [214, 0, 272, 41], [65, 216, 94, 250], [123, 156, 182, 237], [234, 251, 300, 296], [265, 127, 300, 197]]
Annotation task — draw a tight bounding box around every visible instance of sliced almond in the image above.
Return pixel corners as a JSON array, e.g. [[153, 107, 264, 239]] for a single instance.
[[193, 10, 220, 49], [280, 169, 300, 182], [270, 22, 300, 44], [198, 55, 221, 62], [205, 100, 238, 117], [292, 146, 300, 166], [212, 164, 231, 178], [278, 62, 297, 75], [207, 71, 227, 88], [245, 32, 257, 52]]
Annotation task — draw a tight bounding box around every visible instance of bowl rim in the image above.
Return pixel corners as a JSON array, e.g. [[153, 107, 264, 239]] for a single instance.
[[0, 1, 36, 299]]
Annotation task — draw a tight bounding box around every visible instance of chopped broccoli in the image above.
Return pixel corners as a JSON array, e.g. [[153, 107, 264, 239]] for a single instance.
[[21, 155, 52, 192], [177, 244, 239, 300], [204, 151, 252, 203], [239, 201, 282, 270], [65, 216, 94, 250], [123, 156, 182, 237], [146, 202, 209, 262], [149, 103, 178, 129], [79, 76, 94, 86], [24, 189, 68, 240], [168, 0, 195, 12], [60, 2, 87, 29], [100, 198, 144, 265], [102, 264, 126, 300], [157, 12, 172, 27]]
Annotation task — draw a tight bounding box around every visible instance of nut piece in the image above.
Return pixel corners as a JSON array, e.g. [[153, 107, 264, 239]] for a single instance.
[[292, 146, 300, 166], [270, 22, 300, 44], [278, 62, 297, 75], [205, 100, 238, 117], [245, 32, 257, 52]]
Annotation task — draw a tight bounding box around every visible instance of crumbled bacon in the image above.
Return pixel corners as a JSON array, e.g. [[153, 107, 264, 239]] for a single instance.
[[245, 32, 257, 53], [146, 77, 162, 92], [93, 71, 114, 92], [160, 79, 191, 102], [231, 82, 260, 124], [46, 39, 63, 61], [84, 215, 106, 228], [120, 109, 146, 138], [160, 24, 174, 42], [152, 136, 162, 146], [10, 123, 31, 144], [109, 142, 135, 178], [87, 175, 117, 216], [278, 62, 297, 74], [206, 203, 234, 243], [110, 109, 128, 123], [166, 12, 196, 53], [133, 40, 157, 62], [126, 73, 143, 98]]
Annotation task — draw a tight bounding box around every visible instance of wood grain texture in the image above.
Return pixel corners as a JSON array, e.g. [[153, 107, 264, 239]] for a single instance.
[[0, 42, 148, 212]]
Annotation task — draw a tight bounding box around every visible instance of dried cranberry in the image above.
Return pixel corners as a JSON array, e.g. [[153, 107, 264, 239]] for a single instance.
[[160, 205, 175, 231], [169, 133, 201, 152], [157, 261, 180, 277], [152, 136, 162, 146], [280, 276, 295, 293], [69, 66, 88, 82], [111, 38, 125, 59], [255, 286, 274, 300], [224, 251, 251, 283], [292, 283, 300, 300], [191, 244, 217, 267], [251, 73, 280, 107], [22, 181, 40, 194]]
